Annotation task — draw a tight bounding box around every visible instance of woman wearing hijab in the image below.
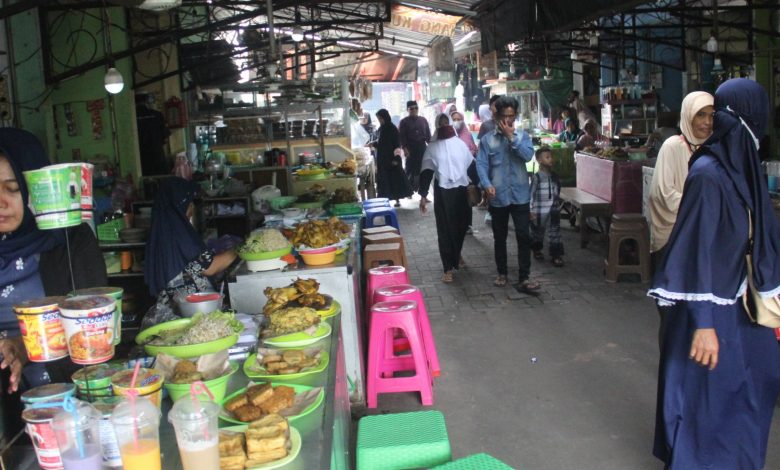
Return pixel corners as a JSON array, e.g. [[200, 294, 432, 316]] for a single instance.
[[476, 94, 501, 140], [0, 128, 106, 436], [649, 79, 780, 470], [450, 110, 477, 156], [373, 109, 412, 207], [419, 114, 478, 283], [359, 112, 376, 144], [142, 177, 236, 327], [648, 91, 713, 259]]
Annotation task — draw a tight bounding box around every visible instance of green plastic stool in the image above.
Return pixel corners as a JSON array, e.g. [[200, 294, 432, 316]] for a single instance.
[[431, 453, 515, 469], [357, 410, 452, 470]]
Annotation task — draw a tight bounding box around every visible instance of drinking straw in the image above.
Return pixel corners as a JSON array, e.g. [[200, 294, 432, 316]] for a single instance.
[[189, 381, 214, 440], [62, 396, 85, 459], [128, 361, 142, 451]]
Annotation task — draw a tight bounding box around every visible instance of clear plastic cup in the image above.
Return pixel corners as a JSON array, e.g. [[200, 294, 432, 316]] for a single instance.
[[51, 399, 102, 470], [168, 399, 220, 470], [110, 396, 161, 470]]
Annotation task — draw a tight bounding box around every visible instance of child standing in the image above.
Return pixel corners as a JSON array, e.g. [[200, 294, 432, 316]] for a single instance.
[[530, 147, 564, 267]]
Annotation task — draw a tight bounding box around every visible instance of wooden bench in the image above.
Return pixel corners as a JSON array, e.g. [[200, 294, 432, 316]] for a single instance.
[[559, 187, 612, 248]]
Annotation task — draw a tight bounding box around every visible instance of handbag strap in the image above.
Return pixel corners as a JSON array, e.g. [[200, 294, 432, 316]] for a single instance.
[[747, 208, 754, 256]]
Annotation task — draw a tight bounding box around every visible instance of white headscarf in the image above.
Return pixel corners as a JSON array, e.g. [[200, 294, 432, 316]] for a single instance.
[[478, 104, 492, 122], [679, 91, 715, 146], [421, 113, 473, 189]]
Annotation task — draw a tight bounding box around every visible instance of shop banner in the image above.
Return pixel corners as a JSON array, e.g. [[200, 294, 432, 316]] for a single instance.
[[388, 5, 461, 37]]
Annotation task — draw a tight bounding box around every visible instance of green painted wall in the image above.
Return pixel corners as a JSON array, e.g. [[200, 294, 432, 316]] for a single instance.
[[9, 7, 140, 181]]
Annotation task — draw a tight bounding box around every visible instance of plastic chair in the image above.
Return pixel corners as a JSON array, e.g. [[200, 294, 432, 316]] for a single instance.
[[365, 265, 410, 325], [357, 410, 451, 470], [367, 300, 433, 408], [605, 213, 651, 282], [374, 284, 441, 378], [364, 233, 408, 267], [431, 453, 514, 469], [362, 226, 399, 239], [363, 197, 389, 207], [365, 206, 400, 231]]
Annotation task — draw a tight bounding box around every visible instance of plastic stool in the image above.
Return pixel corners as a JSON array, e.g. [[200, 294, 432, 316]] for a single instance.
[[374, 284, 441, 378], [431, 453, 514, 469], [363, 243, 405, 273], [366, 265, 410, 318], [364, 233, 408, 267], [605, 213, 651, 282], [357, 411, 451, 470], [363, 197, 389, 206], [367, 301, 433, 407], [362, 226, 399, 239], [365, 206, 400, 231]]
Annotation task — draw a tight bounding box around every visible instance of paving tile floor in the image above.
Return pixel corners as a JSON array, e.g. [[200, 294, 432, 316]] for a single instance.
[[356, 196, 780, 470]]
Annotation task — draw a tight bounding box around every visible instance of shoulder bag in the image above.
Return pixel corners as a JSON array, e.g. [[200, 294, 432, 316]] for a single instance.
[[741, 209, 780, 327]]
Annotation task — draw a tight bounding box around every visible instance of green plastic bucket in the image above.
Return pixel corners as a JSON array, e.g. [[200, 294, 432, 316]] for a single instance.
[[70, 287, 124, 345], [164, 361, 238, 403], [23, 163, 82, 230]]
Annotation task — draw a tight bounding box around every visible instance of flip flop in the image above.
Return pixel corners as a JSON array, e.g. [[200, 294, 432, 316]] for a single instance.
[[442, 271, 454, 283], [518, 279, 541, 292], [493, 275, 507, 287]]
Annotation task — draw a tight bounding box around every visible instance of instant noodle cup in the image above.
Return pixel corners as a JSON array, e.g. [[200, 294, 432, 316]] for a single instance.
[[14, 296, 69, 362], [23, 406, 64, 470], [111, 368, 164, 409], [21, 383, 76, 408], [23, 163, 82, 230], [58, 296, 116, 365], [72, 363, 124, 401], [70, 287, 124, 346], [80, 163, 93, 211]]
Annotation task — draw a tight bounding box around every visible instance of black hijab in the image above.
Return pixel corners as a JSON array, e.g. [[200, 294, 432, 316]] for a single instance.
[[144, 177, 206, 296], [0, 128, 62, 269]]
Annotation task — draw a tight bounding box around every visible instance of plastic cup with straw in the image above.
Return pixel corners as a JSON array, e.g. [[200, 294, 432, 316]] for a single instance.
[[110, 362, 161, 470], [51, 397, 102, 470], [168, 381, 220, 470]]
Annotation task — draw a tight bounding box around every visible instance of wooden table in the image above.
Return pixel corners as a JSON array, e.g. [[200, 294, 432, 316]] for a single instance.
[[560, 187, 612, 248]]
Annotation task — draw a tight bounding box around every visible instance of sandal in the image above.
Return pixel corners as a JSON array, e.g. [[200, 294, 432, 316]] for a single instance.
[[518, 279, 541, 293], [533, 250, 544, 261], [442, 271, 454, 283], [552, 257, 564, 267], [493, 275, 508, 287]]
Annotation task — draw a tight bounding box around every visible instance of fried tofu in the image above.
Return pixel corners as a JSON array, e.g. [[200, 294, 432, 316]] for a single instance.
[[298, 357, 318, 368], [219, 431, 246, 470], [282, 350, 305, 365], [232, 404, 263, 422], [259, 386, 294, 414], [224, 394, 248, 413], [265, 361, 289, 372], [278, 367, 300, 375], [245, 447, 288, 466], [246, 428, 287, 453], [246, 383, 274, 407], [261, 354, 283, 365], [248, 413, 288, 433]]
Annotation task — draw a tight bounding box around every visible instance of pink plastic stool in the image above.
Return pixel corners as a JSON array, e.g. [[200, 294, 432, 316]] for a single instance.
[[374, 284, 441, 378], [367, 300, 433, 408], [365, 265, 410, 313]]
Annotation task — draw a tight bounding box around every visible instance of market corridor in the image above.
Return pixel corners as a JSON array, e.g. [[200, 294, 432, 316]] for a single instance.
[[359, 199, 780, 470]]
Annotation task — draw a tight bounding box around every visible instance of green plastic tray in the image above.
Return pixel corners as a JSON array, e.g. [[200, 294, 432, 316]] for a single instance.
[[318, 300, 341, 319], [329, 202, 363, 216], [238, 245, 292, 261], [431, 453, 515, 469], [219, 383, 324, 425], [292, 200, 326, 209], [243, 350, 330, 381], [220, 425, 301, 469], [357, 411, 451, 470], [263, 322, 332, 348], [135, 318, 241, 358]]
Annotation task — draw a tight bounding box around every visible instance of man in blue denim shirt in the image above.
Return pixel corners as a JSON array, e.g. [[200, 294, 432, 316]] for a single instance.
[[476, 96, 541, 292]]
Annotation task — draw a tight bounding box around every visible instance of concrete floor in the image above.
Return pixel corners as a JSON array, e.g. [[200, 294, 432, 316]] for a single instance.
[[357, 197, 780, 470]]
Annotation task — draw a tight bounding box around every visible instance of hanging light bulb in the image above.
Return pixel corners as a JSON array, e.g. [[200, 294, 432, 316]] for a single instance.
[[104, 67, 124, 94], [509, 62, 515, 74], [712, 57, 724, 73], [705, 34, 718, 53], [570, 50, 578, 60], [291, 27, 304, 42]]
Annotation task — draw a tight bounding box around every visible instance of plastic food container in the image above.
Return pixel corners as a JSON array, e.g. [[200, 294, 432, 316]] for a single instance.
[[58, 296, 116, 365], [14, 296, 69, 362], [72, 363, 124, 401], [70, 287, 123, 346], [299, 246, 337, 266], [164, 361, 238, 403], [111, 368, 164, 409], [23, 406, 64, 469], [22, 383, 76, 408], [174, 292, 223, 318], [269, 195, 297, 211], [23, 163, 83, 230], [92, 397, 123, 468]]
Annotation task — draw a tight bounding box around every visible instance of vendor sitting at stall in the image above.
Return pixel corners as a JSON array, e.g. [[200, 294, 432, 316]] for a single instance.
[[142, 177, 236, 328], [557, 118, 580, 143], [575, 120, 606, 150], [0, 128, 107, 438]]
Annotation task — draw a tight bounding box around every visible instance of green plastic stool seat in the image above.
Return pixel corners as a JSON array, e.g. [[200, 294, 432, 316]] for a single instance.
[[357, 410, 451, 470], [431, 453, 515, 469]]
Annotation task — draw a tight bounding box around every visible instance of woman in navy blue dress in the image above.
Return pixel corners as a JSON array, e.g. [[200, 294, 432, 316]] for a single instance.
[[649, 78, 780, 469]]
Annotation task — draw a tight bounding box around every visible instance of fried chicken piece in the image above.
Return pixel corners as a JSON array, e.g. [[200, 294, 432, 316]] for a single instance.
[[293, 278, 319, 295]]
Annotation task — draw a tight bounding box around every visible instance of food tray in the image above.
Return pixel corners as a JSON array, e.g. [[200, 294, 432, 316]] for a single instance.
[[243, 350, 330, 381], [263, 323, 332, 348], [318, 300, 341, 319], [220, 426, 302, 469], [291, 200, 326, 209], [239, 245, 292, 261], [329, 202, 363, 216], [135, 318, 241, 358], [219, 384, 324, 425]]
